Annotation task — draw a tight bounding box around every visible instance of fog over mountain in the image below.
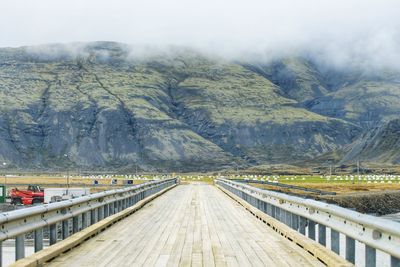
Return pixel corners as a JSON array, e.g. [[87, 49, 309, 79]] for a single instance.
[[1, 0, 400, 70]]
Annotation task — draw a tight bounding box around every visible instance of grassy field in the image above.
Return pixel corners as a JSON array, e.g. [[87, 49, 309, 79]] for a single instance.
[[221, 174, 400, 194], [2, 173, 400, 195]]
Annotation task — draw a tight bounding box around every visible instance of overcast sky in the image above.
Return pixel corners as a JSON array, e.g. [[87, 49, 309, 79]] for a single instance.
[[1, 0, 400, 68]]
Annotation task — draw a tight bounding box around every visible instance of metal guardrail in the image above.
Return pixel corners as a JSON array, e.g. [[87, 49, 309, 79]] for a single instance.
[[233, 179, 336, 195], [0, 178, 177, 266], [216, 178, 400, 267]]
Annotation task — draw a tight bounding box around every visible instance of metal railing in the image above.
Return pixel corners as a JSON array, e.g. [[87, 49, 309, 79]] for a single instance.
[[233, 179, 336, 195], [216, 178, 400, 267], [0, 178, 177, 265]]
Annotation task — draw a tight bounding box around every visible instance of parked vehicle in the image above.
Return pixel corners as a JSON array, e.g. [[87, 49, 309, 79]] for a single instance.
[[10, 185, 44, 205]]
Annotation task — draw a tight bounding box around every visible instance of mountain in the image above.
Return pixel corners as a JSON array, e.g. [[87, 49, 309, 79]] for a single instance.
[[245, 58, 400, 129], [304, 71, 400, 128], [243, 57, 330, 102], [339, 119, 400, 164], [0, 41, 398, 172]]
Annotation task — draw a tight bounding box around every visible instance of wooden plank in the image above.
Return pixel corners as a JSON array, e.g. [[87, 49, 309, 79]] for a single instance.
[[154, 255, 170, 267], [141, 188, 189, 266], [166, 186, 193, 267], [178, 189, 196, 267]]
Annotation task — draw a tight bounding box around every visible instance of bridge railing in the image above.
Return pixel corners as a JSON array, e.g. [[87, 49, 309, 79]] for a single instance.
[[216, 178, 400, 267], [0, 178, 177, 265]]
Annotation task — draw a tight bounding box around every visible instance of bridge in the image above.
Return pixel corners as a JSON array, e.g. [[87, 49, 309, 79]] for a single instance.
[[0, 178, 399, 267]]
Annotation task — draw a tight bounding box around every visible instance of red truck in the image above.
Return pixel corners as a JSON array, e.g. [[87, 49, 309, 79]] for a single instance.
[[10, 185, 44, 205]]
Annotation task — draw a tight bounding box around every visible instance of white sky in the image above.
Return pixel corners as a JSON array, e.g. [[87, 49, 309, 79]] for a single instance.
[[1, 0, 400, 68]]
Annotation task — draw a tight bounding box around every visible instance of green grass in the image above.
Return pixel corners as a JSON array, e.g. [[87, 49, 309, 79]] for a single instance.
[[175, 174, 400, 185]]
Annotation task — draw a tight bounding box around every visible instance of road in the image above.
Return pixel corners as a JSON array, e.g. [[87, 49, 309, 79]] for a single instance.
[[46, 183, 324, 267]]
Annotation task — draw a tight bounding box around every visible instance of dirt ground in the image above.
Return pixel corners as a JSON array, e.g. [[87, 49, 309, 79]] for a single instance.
[[288, 182, 400, 194]]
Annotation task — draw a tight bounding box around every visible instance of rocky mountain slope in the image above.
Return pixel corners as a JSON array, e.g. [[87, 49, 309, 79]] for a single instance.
[[0, 42, 398, 171], [339, 119, 400, 164]]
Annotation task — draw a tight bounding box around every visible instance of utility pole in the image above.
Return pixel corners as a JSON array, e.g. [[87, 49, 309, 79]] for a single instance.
[[64, 154, 70, 195], [357, 159, 360, 184], [2, 162, 6, 186]]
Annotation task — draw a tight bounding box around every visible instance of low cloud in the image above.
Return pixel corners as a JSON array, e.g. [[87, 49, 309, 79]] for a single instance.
[[1, 0, 400, 70]]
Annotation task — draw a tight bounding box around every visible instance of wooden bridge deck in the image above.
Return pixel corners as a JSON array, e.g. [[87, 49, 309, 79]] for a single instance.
[[46, 184, 324, 267]]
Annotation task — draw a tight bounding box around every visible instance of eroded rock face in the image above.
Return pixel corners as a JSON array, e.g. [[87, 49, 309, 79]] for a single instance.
[[6, 41, 399, 171], [340, 119, 400, 165]]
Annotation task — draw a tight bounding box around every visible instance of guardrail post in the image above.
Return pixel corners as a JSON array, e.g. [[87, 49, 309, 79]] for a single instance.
[[73, 216, 79, 234], [15, 234, 25, 260], [285, 211, 292, 227], [282, 210, 287, 224], [308, 220, 316, 240], [82, 212, 88, 229], [365, 245, 376, 267], [318, 224, 326, 246], [391, 256, 400, 267], [331, 229, 340, 254], [291, 214, 299, 230], [104, 204, 109, 217], [50, 224, 57, 245], [279, 208, 284, 222], [110, 202, 115, 215], [299, 216, 307, 235], [34, 228, 43, 252], [276, 207, 281, 221], [266, 203, 271, 216], [283, 210, 288, 225], [271, 205, 276, 218], [62, 220, 69, 239], [98, 207, 104, 220], [91, 209, 97, 225], [345, 236, 356, 264]]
